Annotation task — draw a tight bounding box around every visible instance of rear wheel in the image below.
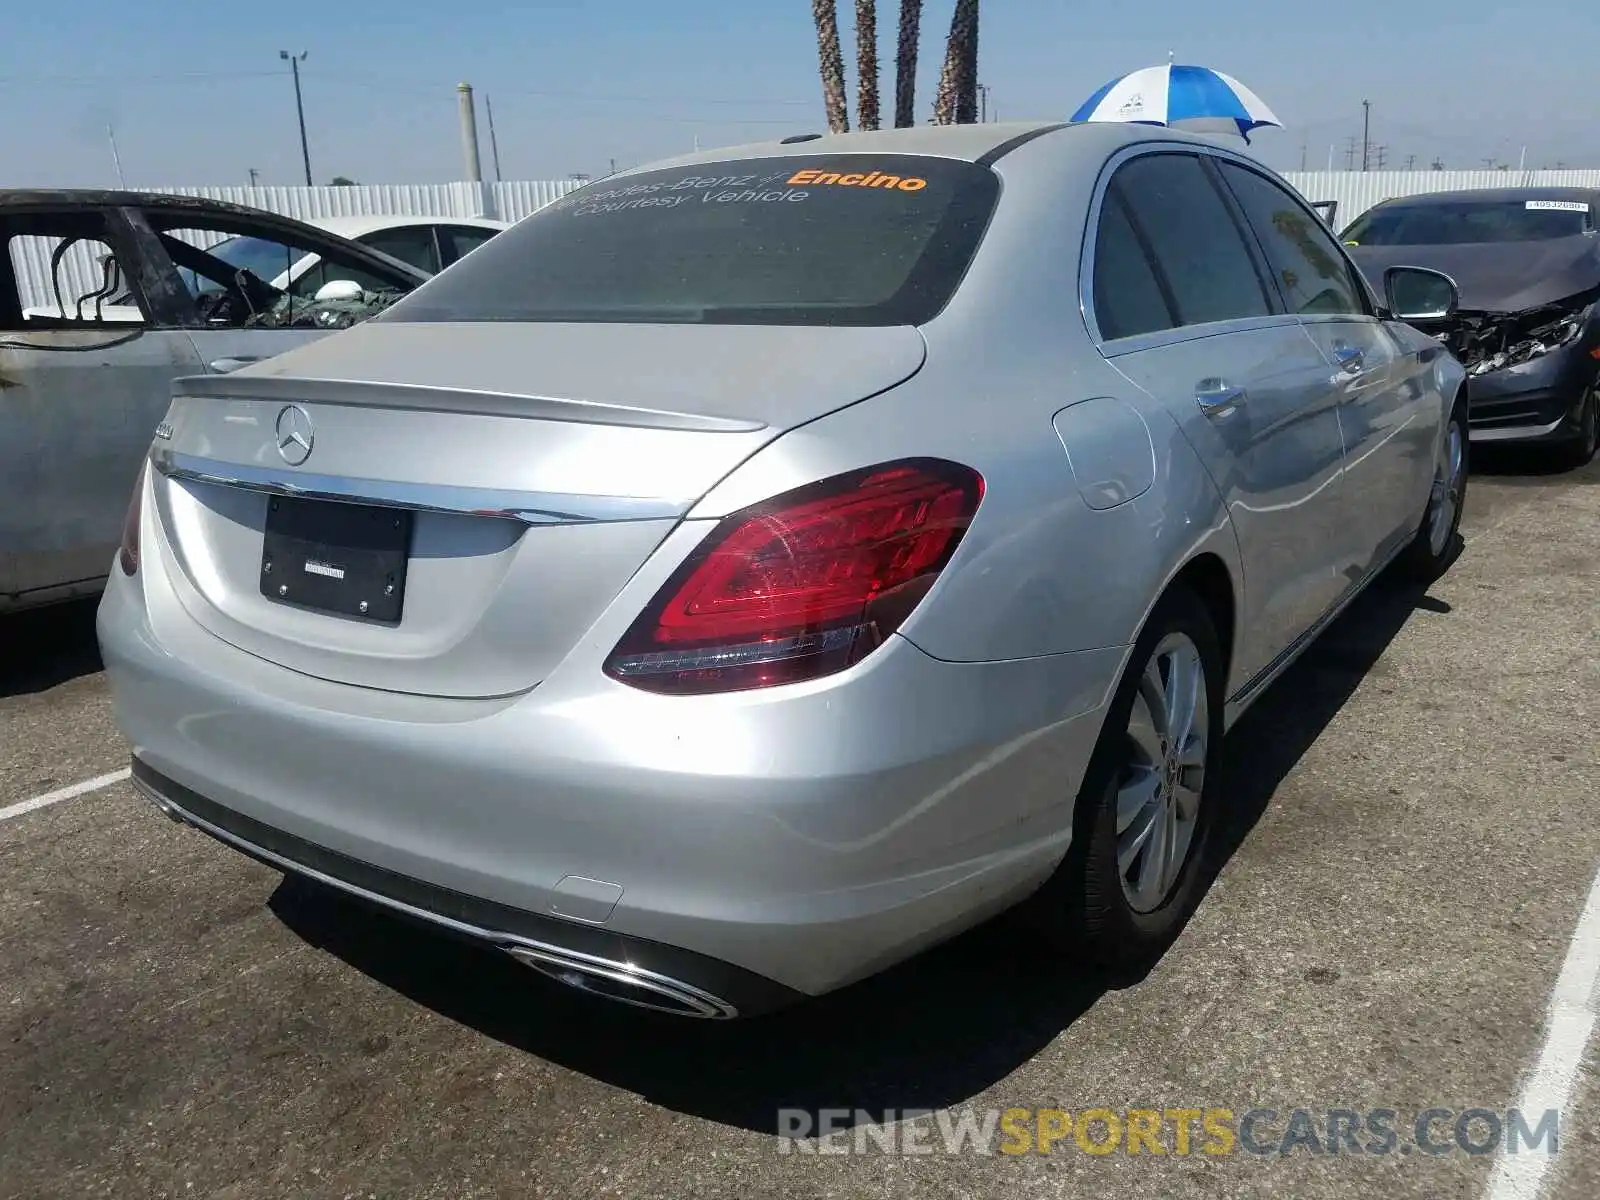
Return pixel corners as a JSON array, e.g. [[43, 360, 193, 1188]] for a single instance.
[[1027, 583, 1224, 967], [1395, 395, 1467, 583]]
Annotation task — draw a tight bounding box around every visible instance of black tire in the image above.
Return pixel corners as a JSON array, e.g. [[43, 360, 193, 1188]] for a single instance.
[[1024, 582, 1224, 969], [1394, 394, 1468, 584], [1553, 382, 1599, 472]]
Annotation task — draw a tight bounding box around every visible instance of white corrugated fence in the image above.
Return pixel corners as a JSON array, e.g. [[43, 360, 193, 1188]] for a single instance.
[[13, 170, 1600, 313]]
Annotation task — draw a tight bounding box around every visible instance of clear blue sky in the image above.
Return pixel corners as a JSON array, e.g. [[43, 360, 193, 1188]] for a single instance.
[[2, 0, 1594, 187]]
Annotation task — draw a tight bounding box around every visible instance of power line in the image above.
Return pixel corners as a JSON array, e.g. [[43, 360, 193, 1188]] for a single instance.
[[0, 66, 820, 112], [0, 70, 281, 88], [301, 70, 819, 110]]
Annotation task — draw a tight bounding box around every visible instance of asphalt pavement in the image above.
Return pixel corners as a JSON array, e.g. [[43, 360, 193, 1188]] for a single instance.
[[3, 446, 1599, 1200]]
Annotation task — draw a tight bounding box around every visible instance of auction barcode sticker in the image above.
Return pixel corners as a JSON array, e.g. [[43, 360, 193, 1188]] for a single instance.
[[1525, 199, 1589, 212]]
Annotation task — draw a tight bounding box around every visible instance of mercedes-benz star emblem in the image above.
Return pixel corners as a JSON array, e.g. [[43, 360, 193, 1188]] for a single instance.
[[275, 405, 315, 466]]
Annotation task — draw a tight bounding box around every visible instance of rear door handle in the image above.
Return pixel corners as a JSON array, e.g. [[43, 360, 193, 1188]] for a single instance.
[[1331, 343, 1365, 373], [208, 356, 265, 374], [1195, 378, 1247, 416]]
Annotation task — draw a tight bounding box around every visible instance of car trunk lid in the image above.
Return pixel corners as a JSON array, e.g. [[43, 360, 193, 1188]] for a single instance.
[[147, 321, 926, 698]]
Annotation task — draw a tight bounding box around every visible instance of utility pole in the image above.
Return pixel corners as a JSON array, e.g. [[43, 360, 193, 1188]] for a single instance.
[[1343, 136, 1357, 170], [456, 83, 484, 183], [484, 93, 503, 182], [1404, 154, 1417, 170], [1373, 145, 1388, 170], [248, 167, 260, 187], [977, 84, 991, 123], [1361, 99, 1371, 171], [1300, 142, 1307, 170], [280, 50, 312, 186]]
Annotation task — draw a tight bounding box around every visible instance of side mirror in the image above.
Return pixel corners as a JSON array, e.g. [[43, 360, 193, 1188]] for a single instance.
[[1384, 266, 1459, 321], [313, 279, 365, 304]]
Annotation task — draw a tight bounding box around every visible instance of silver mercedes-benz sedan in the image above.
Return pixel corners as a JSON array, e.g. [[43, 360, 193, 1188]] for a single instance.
[[97, 120, 1469, 1018]]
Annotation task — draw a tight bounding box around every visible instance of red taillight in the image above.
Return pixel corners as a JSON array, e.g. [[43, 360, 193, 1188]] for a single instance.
[[604, 458, 984, 695], [118, 462, 146, 576]]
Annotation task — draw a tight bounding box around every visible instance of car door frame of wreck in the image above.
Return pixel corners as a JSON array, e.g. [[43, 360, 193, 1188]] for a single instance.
[[0, 197, 210, 612], [0, 191, 426, 614]]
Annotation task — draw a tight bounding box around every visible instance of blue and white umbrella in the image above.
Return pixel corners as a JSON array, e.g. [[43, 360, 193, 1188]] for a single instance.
[[1071, 62, 1281, 142]]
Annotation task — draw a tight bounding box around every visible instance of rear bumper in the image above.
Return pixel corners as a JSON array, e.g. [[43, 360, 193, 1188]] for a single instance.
[[1465, 340, 1598, 444], [97, 562, 1121, 1007], [129, 757, 794, 1017]]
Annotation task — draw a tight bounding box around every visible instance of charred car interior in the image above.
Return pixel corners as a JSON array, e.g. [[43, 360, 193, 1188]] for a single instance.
[[1, 191, 429, 612], [1344, 188, 1600, 465]]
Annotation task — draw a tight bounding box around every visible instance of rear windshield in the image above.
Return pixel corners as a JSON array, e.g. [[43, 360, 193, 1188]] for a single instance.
[[1342, 198, 1594, 246], [377, 154, 1000, 326]]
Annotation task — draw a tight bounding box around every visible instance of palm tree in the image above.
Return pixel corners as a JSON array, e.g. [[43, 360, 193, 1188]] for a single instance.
[[855, 0, 881, 131], [893, 0, 922, 127], [932, 0, 979, 125], [812, 0, 850, 133]]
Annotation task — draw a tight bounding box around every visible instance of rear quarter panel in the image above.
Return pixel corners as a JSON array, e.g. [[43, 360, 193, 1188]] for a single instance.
[[689, 131, 1245, 678]]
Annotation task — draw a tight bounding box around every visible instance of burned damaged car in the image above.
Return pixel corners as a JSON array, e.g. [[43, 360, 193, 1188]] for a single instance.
[[1, 190, 429, 613], [1342, 188, 1600, 466]]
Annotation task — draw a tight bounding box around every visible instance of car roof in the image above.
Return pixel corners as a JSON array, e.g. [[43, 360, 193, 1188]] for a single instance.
[[607, 119, 1242, 176], [308, 214, 510, 238], [0, 189, 306, 221], [1368, 186, 1600, 210]]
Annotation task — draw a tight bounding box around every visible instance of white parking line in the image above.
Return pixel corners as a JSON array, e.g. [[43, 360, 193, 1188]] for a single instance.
[[1486, 862, 1600, 1200], [0, 768, 131, 825]]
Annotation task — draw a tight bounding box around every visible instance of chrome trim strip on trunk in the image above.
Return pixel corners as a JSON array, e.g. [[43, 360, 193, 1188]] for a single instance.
[[149, 447, 688, 526], [130, 773, 739, 1019]]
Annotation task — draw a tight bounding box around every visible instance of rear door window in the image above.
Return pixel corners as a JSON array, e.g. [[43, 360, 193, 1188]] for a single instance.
[[441, 225, 500, 264], [6, 224, 147, 328], [358, 225, 442, 274], [379, 154, 1001, 326], [1109, 153, 1273, 329], [1091, 190, 1175, 340]]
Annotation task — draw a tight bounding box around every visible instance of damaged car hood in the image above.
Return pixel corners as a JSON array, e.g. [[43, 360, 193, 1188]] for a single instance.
[[1346, 235, 1600, 311]]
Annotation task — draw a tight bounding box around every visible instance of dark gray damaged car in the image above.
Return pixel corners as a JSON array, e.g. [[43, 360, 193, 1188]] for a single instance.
[[1343, 186, 1600, 466]]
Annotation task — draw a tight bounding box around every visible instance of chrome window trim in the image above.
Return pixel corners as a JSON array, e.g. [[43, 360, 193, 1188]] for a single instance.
[[1078, 141, 1309, 356], [149, 447, 687, 526]]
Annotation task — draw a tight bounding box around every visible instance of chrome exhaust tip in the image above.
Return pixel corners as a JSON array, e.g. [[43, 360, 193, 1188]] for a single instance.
[[504, 944, 737, 1019]]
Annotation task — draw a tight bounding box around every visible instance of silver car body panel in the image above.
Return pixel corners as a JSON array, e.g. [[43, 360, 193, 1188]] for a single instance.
[[97, 121, 1461, 1005]]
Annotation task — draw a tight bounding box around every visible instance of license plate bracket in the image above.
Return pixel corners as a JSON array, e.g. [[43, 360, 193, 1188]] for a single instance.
[[260, 495, 413, 623]]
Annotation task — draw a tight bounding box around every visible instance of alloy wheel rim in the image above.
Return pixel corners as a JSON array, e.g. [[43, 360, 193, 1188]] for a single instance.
[[1115, 632, 1208, 914], [1428, 417, 1466, 557]]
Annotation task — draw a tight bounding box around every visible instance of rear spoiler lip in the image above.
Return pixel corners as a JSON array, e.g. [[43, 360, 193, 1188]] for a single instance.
[[169, 372, 768, 435]]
